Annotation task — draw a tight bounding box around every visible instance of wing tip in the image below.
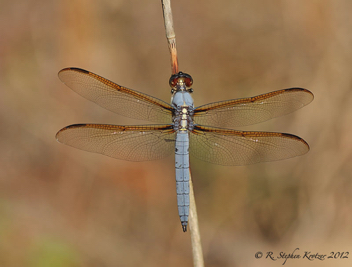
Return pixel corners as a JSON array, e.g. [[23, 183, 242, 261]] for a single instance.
[[58, 68, 90, 80], [59, 67, 89, 74], [56, 124, 88, 142], [280, 132, 310, 153], [285, 87, 314, 101]]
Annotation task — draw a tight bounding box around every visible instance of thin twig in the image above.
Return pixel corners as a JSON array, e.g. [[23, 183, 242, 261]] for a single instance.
[[189, 170, 205, 267], [161, 0, 179, 74], [161, 1, 204, 266]]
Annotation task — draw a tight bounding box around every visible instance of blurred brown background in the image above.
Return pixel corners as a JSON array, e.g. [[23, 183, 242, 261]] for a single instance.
[[1, 0, 351, 266]]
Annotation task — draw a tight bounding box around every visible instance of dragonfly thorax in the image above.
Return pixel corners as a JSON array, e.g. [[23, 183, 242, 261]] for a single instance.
[[172, 104, 194, 131], [172, 89, 194, 132]]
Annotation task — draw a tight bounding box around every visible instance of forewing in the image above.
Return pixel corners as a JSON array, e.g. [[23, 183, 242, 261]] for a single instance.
[[193, 88, 313, 127], [56, 124, 176, 161], [58, 68, 173, 123], [189, 125, 309, 166]]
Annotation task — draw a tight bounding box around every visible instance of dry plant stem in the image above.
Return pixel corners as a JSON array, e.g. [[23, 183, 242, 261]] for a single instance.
[[189, 170, 205, 267], [161, 0, 179, 74], [161, 0, 204, 266]]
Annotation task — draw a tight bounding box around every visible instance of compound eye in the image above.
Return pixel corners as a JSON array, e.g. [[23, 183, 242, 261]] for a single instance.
[[184, 77, 193, 87], [169, 72, 193, 88], [169, 74, 179, 87]]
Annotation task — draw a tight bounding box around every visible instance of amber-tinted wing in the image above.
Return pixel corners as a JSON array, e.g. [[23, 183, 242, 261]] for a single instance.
[[189, 125, 309, 166], [193, 88, 313, 127], [58, 68, 173, 123], [56, 124, 176, 161]]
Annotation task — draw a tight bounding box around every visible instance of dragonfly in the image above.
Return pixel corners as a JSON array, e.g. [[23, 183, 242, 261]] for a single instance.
[[56, 68, 314, 232]]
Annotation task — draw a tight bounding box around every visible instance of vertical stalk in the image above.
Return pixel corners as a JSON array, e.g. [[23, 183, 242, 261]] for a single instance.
[[161, 0, 179, 74], [161, 1, 204, 266], [189, 170, 205, 267]]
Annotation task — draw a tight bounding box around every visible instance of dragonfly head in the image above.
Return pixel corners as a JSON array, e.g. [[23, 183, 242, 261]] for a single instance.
[[169, 72, 193, 94]]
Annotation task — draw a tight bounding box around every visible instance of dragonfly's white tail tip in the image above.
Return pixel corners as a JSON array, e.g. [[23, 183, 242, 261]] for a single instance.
[[182, 222, 187, 232]]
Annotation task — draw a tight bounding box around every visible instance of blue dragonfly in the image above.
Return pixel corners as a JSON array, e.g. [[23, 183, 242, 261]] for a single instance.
[[56, 68, 313, 232]]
